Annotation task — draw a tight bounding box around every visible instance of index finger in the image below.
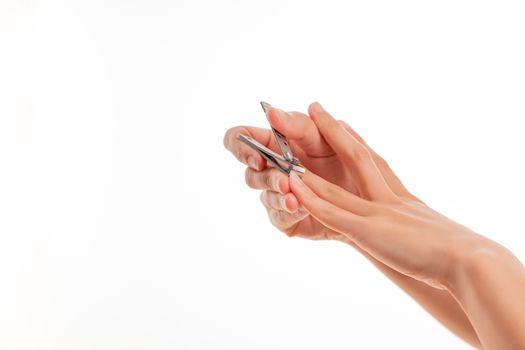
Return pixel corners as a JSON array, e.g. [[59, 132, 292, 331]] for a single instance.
[[223, 126, 274, 170], [265, 107, 333, 158]]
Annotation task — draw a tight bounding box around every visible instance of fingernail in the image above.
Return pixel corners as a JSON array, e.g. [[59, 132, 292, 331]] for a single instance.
[[279, 195, 289, 211], [247, 156, 258, 170], [275, 108, 288, 123], [290, 172, 303, 187], [275, 175, 284, 194], [312, 102, 325, 113]]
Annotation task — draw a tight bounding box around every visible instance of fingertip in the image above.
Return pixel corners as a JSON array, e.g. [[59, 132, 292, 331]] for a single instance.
[[289, 172, 305, 195], [247, 156, 257, 170], [308, 102, 323, 117], [284, 193, 299, 212], [278, 175, 290, 194], [255, 155, 266, 170], [301, 170, 324, 189], [266, 107, 283, 130], [244, 167, 254, 187], [307, 102, 316, 116], [248, 154, 266, 171]]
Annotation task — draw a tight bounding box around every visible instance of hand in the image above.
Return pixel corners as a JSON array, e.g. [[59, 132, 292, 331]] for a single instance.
[[223, 105, 354, 238], [223, 103, 414, 238], [224, 103, 481, 347], [288, 103, 496, 289], [225, 102, 525, 349], [288, 103, 525, 350]]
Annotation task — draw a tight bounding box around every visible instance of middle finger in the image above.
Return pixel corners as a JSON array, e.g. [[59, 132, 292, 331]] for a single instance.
[[245, 167, 289, 193], [260, 190, 299, 213]]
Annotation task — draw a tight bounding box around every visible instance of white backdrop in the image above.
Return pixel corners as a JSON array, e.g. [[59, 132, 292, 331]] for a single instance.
[[1, 1, 525, 349]]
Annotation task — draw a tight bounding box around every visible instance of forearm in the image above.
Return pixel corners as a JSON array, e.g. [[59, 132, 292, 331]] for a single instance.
[[449, 239, 525, 350], [340, 237, 480, 348]]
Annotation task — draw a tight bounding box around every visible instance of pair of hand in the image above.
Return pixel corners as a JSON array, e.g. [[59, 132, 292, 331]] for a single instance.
[[225, 102, 482, 288], [224, 102, 524, 349]]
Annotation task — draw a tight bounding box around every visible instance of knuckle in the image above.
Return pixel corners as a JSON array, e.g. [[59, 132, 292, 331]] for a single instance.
[[360, 200, 380, 216], [373, 154, 390, 170], [264, 172, 273, 189], [338, 120, 364, 142], [244, 168, 255, 187], [324, 182, 344, 199], [259, 191, 267, 205], [270, 210, 288, 226], [350, 144, 371, 162], [353, 133, 365, 144], [275, 210, 286, 224], [268, 209, 281, 225], [267, 208, 304, 237], [383, 193, 404, 205], [293, 207, 309, 220]]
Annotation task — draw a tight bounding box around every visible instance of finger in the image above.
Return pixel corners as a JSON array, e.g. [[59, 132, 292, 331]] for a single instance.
[[245, 167, 289, 193], [289, 172, 369, 242], [308, 102, 395, 201], [302, 171, 374, 216], [260, 190, 300, 213], [266, 207, 309, 233], [223, 126, 273, 171], [265, 107, 333, 157], [338, 120, 420, 202]]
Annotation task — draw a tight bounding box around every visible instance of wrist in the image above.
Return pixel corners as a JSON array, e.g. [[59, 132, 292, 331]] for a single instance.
[[446, 233, 518, 295]]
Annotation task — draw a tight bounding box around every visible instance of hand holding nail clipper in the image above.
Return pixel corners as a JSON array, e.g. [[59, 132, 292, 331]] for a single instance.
[[224, 102, 525, 350]]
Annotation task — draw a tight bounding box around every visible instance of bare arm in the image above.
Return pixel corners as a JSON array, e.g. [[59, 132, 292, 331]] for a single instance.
[[450, 243, 525, 349], [288, 102, 525, 349]]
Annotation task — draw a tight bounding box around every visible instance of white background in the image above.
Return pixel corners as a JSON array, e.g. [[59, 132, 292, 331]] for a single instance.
[[1, 1, 525, 349]]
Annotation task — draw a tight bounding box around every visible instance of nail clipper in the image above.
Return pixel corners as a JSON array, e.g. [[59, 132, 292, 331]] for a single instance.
[[238, 101, 305, 176]]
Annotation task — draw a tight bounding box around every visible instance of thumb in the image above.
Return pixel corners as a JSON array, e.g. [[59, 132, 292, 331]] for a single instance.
[[266, 106, 333, 157]]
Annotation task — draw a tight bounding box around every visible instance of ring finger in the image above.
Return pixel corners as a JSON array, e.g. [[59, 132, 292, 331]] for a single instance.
[[245, 167, 289, 193], [260, 190, 299, 213]]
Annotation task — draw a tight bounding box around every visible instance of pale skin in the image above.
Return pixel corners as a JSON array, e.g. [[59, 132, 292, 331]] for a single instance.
[[223, 102, 525, 349]]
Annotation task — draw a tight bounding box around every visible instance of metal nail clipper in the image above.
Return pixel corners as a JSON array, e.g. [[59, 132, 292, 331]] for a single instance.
[[238, 101, 306, 176]]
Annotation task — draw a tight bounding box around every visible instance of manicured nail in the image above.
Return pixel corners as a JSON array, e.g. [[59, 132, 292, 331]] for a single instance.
[[279, 195, 289, 211], [312, 102, 325, 113], [275, 174, 284, 194], [290, 172, 304, 187], [275, 108, 288, 123], [247, 156, 258, 170]]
